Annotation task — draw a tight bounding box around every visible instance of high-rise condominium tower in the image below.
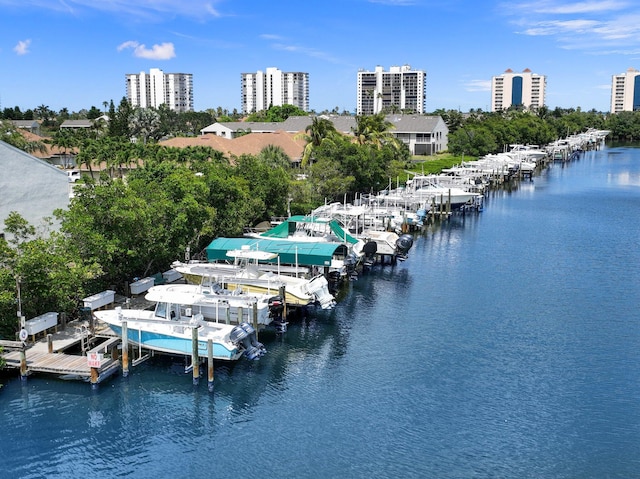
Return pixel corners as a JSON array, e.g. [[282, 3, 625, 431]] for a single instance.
[[356, 65, 426, 116], [125, 68, 193, 112], [241, 67, 309, 114]]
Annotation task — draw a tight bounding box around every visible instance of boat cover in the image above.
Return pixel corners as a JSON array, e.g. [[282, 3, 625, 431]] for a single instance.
[[205, 237, 349, 267]]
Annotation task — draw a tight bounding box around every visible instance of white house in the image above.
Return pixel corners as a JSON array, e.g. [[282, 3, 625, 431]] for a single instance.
[[200, 114, 448, 155]]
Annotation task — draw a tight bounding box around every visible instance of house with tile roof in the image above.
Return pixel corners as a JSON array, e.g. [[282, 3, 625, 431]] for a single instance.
[[160, 130, 306, 165], [200, 114, 448, 155], [0, 140, 70, 233]]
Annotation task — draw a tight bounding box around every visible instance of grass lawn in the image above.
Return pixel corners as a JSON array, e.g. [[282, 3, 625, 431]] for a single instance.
[[408, 153, 477, 174]]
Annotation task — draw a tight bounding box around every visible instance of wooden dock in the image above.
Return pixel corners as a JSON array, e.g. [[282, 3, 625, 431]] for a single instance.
[[1, 324, 121, 386]]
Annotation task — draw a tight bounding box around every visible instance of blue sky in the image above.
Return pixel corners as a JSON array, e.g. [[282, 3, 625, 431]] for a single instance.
[[1, 0, 639, 114]]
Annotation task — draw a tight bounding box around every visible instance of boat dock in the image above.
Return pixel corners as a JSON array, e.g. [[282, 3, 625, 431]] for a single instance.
[[1, 319, 122, 387]]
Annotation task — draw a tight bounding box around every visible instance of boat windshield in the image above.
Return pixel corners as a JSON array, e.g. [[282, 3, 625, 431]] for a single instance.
[[155, 302, 168, 319]]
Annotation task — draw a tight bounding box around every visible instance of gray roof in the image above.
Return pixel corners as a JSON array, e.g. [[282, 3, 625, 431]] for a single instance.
[[0, 140, 69, 232], [201, 114, 446, 136], [60, 119, 94, 128], [384, 115, 446, 133], [60, 116, 109, 128], [11, 120, 39, 129]]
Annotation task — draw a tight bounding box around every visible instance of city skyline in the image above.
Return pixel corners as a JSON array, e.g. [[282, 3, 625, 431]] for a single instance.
[[1, 0, 640, 114]]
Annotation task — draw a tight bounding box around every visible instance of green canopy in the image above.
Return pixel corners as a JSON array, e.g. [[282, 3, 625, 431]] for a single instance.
[[257, 215, 359, 245], [205, 237, 349, 267]]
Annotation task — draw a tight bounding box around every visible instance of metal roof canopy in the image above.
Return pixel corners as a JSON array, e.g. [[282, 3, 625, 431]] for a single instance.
[[205, 237, 349, 267]]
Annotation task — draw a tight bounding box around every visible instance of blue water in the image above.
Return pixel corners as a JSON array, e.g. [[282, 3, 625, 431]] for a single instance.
[[2, 145, 640, 479]]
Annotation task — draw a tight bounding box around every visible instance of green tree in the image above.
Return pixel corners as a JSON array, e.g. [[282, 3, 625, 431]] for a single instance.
[[0, 212, 100, 338], [129, 107, 161, 144], [246, 104, 307, 122], [298, 116, 338, 166]]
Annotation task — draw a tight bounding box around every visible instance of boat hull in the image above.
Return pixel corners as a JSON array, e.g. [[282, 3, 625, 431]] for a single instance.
[[94, 309, 244, 361], [107, 323, 242, 360]]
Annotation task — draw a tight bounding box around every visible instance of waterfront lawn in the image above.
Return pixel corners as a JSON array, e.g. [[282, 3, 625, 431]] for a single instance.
[[404, 153, 478, 183]]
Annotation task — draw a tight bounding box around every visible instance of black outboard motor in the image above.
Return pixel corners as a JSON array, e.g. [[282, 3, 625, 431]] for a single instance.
[[327, 270, 342, 292], [343, 251, 359, 281], [230, 322, 266, 360], [362, 241, 378, 268], [395, 234, 414, 261], [268, 296, 287, 333]]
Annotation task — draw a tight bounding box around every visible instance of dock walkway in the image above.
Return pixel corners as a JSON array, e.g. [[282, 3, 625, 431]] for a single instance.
[[1, 321, 121, 384]]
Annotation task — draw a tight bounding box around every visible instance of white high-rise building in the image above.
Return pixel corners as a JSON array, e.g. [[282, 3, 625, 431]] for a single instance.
[[125, 68, 193, 112], [356, 65, 426, 116], [491, 68, 546, 112], [241, 67, 309, 114], [610, 68, 640, 113]]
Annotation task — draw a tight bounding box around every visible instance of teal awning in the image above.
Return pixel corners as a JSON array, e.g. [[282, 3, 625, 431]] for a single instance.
[[258, 215, 359, 245], [205, 237, 349, 267]]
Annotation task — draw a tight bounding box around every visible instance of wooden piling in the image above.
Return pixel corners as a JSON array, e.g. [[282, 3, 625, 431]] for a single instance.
[[191, 326, 199, 385], [90, 367, 99, 387], [279, 285, 287, 321], [253, 303, 258, 341], [19, 347, 27, 379], [207, 339, 214, 392], [121, 319, 129, 377], [47, 334, 53, 354]]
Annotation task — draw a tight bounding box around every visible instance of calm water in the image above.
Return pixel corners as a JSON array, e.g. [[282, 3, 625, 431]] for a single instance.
[[2, 145, 640, 479]]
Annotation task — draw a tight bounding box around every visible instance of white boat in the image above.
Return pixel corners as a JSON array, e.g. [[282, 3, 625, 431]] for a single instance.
[[172, 248, 336, 310], [93, 280, 279, 361], [94, 309, 266, 362], [406, 175, 483, 209], [244, 215, 364, 280], [145, 280, 282, 326], [357, 229, 414, 265]]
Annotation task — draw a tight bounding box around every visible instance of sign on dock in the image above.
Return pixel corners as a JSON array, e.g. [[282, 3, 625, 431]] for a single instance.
[[87, 352, 103, 368]]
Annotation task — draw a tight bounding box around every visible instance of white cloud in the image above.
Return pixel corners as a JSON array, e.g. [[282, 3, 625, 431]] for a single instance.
[[368, 0, 417, 5], [13, 39, 31, 55], [465, 80, 491, 92], [260, 34, 284, 41], [521, 19, 600, 36], [117, 41, 176, 60], [506, 0, 640, 54], [0, 0, 223, 20], [506, 0, 629, 15]]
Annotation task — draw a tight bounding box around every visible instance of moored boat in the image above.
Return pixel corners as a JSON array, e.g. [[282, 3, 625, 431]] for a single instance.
[[93, 279, 281, 360], [172, 247, 336, 309]]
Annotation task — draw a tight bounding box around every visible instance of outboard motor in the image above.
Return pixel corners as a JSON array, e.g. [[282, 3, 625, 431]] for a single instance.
[[327, 270, 342, 292], [230, 322, 266, 360], [395, 234, 414, 261], [268, 296, 287, 333], [343, 251, 359, 281], [362, 241, 378, 268]]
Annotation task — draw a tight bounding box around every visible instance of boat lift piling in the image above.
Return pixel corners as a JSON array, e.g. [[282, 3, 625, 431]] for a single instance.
[[121, 319, 129, 377], [207, 339, 214, 392], [253, 303, 259, 342], [191, 326, 199, 385]]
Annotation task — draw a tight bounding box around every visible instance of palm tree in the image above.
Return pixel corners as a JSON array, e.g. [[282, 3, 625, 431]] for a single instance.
[[50, 129, 76, 168], [258, 144, 291, 169], [297, 116, 338, 167], [352, 113, 396, 148], [129, 107, 161, 144]]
